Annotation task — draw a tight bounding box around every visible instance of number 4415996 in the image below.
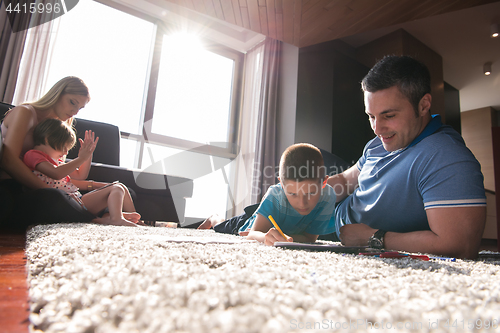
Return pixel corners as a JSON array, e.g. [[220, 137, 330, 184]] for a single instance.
[[5, 2, 62, 14]]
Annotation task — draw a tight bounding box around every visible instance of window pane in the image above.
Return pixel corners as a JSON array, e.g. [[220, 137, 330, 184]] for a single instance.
[[151, 33, 234, 144], [44, 0, 154, 135], [120, 138, 139, 169], [141, 143, 230, 218]]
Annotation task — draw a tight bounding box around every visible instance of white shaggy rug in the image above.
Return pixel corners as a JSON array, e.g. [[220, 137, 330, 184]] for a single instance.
[[26, 223, 500, 333]]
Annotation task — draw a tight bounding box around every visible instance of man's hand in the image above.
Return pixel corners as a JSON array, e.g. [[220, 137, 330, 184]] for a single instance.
[[339, 223, 376, 246]]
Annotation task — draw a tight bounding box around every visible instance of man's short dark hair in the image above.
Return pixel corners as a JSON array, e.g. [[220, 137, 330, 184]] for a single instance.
[[361, 55, 431, 114]]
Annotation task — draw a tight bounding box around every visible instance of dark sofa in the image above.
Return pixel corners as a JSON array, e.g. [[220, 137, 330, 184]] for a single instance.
[[0, 102, 193, 227]]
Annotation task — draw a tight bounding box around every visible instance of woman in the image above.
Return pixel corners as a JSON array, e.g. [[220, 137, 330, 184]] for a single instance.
[[1, 77, 104, 230], [1, 77, 91, 188]]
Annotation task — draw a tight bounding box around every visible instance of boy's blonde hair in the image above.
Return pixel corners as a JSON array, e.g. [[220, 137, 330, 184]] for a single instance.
[[33, 118, 77, 151], [279, 143, 326, 182]]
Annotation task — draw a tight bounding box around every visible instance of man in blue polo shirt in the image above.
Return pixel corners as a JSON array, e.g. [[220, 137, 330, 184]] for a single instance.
[[328, 55, 486, 259]]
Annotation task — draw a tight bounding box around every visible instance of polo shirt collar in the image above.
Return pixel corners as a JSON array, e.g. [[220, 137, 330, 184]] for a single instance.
[[407, 114, 443, 149]]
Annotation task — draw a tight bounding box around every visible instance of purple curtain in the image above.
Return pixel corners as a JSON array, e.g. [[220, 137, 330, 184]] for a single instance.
[[0, 2, 31, 103], [230, 37, 282, 216], [251, 38, 281, 203]]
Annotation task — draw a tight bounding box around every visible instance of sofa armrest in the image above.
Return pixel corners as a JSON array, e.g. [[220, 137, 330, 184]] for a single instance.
[[86, 163, 193, 222]]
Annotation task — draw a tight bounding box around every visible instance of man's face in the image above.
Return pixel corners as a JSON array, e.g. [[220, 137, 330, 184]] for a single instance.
[[364, 86, 430, 152], [281, 178, 326, 215]]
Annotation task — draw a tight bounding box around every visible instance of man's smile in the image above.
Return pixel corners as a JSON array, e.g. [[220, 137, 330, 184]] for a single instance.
[[380, 133, 396, 142]]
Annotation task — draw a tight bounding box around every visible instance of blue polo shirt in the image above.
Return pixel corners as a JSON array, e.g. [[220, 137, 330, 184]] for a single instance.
[[335, 115, 486, 235], [239, 183, 337, 236]]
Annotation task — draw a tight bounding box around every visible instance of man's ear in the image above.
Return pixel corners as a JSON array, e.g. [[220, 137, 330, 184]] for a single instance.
[[419, 93, 432, 116]]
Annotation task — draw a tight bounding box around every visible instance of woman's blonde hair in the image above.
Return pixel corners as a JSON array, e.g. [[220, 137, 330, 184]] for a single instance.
[[29, 76, 90, 111]]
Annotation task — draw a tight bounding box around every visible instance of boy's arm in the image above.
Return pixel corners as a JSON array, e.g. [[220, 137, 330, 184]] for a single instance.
[[246, 214, 293, 245], [289, 232, 318, 243]]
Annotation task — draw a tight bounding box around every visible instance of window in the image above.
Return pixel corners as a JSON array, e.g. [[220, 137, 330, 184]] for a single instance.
[[39, 0, 244, 218], [44, 0, 154, 136], [151, 33, 234, 144]]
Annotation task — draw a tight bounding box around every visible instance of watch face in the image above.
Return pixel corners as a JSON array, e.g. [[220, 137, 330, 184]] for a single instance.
[[369, 237, 383, 249]]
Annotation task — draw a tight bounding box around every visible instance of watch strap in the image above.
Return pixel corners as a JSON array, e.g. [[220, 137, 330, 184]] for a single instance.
[[369, 229, 387, 249]]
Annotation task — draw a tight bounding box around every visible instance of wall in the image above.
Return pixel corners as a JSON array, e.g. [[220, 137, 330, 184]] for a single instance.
[[276, 42, 299, 161], [461, 107, 498, 192], [331, 51, 372, 165], [356, 29, 445, 122], [461, 107, 499, 239], [295, 40, 372, 164], [444, 82, 461, 133], [294, 42, 335, 152]]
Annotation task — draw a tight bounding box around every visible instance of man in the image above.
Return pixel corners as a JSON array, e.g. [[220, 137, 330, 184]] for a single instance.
[[328, 55, 486, 259]]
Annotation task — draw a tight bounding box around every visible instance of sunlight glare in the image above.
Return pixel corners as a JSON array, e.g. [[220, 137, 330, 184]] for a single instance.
[[165, 32, 203, 55]]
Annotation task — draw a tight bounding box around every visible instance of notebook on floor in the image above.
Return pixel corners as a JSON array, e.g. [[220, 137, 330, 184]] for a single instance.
[[274, 242, 369, 254]]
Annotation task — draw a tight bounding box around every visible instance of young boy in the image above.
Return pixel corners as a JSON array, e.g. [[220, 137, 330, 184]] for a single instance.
[[199, 143, 337, 245], [23, 118, 141, 227]]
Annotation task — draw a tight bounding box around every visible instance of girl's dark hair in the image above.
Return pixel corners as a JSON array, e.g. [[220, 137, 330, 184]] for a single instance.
[[361, 55, 431, 114], [33, 118, 76, 151]]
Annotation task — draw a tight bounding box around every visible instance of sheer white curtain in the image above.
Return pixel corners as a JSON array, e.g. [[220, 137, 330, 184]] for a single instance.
[[12, 6, 60, 105], [229, 37, 281, 217]]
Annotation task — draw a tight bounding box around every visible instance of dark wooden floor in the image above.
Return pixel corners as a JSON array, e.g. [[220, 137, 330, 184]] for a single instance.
[[0, 231, 29, 333], [0, 231, 498, 333]]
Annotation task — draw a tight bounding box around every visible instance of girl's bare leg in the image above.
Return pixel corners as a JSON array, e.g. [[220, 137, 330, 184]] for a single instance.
[[118, 183, 136, 212], [82, 185, 137, 227]]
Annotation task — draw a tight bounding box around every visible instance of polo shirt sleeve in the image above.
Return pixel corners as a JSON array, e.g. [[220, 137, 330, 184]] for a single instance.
[[419, 141, 486, 209], [357, 137, 379, 171]]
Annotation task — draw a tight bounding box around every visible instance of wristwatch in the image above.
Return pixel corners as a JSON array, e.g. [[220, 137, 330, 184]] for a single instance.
[[368, 229, 387, 249]]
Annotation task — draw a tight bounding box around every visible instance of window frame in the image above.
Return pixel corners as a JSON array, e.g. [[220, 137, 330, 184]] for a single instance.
[[94, 0, 245, 169]]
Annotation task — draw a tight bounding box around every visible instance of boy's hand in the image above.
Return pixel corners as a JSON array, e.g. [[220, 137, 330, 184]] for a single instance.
[[78, 130, 99, 160], [264, 228, 293, 246]]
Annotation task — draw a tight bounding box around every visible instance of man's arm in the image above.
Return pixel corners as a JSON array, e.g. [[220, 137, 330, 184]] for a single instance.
[[339, 206, 486, 259], [386, 206, 486, 259], [327, 165, 360, 202]]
